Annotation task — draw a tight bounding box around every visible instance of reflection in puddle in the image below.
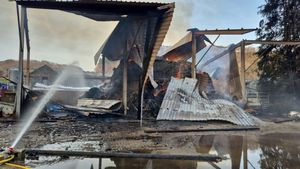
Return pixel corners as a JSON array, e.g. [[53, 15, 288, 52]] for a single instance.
[[39, 141, 104, 152], [27, 133, 300, 169]]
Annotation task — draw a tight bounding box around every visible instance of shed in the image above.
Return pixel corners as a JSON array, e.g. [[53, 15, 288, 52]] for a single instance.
[[14, 0, 175, 119], [30, 65, 57, 86]]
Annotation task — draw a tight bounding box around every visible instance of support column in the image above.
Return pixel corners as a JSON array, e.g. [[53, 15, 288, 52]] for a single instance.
[[191, 33, 196, 78], [15, 6, 25, 118], [240, 40, 246, 99], [24, 8, 30, 86], [123, 42, 128, 115], [26, 49, 30, 86]]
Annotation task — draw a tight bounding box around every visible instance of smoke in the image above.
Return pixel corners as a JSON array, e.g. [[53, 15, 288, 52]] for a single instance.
[[163, 0, 196, 45]]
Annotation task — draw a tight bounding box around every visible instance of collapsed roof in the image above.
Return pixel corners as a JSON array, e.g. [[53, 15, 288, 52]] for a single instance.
[[157, 77, 256, 126]]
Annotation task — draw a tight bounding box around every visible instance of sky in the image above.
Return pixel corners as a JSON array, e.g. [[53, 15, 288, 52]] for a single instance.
[[0, 0, 264, 71]]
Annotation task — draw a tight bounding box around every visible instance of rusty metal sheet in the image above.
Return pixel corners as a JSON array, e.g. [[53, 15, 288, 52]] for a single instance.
[[157, 77, 256, 126]]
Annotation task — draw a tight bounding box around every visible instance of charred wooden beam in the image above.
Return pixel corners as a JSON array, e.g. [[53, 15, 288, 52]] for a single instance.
[[25, 150, 222, 162], [0, 119, 58, 123], [144, 127, 259, 133], [191, 32, 196, 78], [244, 40, 300, 45], [240, 41, 246, 99], [123, 53, 128, 115], [193, 28, 256, 35]]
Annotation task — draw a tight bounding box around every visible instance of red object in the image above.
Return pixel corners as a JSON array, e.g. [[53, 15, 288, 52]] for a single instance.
[[8, 147, 14, 152]]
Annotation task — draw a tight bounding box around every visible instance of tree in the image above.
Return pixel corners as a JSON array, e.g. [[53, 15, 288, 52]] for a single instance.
[[257, 0, 300, 79], [257, 0, 300, 96]]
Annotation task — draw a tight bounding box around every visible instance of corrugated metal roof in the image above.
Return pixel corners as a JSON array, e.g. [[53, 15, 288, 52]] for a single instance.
[[157, 77, 256, 126], [16, 0, 168, 7], [143, 3, 175, 86], [16, 0, 172, 19]]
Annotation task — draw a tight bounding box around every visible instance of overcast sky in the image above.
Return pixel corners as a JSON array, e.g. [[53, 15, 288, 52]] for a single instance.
[[0, 0, 263, 71]]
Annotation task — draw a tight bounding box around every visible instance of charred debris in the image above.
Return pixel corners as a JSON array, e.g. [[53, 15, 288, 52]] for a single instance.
[[1, 0, 300, 125]]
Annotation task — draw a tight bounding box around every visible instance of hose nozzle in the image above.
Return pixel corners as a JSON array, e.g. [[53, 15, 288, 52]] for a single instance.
[[0, 147, 14, 157]]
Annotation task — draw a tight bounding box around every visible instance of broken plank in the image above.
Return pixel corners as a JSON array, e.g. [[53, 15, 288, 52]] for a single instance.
[[0, 119, 58, 123], [274, 117, 299, 123]]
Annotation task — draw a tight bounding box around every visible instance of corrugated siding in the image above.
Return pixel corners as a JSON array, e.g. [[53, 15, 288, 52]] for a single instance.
[[77, 99, 121, 109], [157, 77, 256, 126]]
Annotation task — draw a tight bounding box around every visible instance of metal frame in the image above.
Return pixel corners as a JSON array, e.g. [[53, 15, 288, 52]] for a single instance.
[[238, 39, 300, 99], [24, 9, 31, 86], [15, 5, 26, 118], [188, 28, 257, 79], [193, 38, 300, 101]]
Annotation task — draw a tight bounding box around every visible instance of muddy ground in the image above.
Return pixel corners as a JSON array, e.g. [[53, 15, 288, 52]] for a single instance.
[[0, 115, 299, 152]]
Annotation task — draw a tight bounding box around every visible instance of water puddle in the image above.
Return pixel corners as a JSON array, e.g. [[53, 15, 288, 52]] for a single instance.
[[25, 133, 300, 169], [39, 141, 104, 152]]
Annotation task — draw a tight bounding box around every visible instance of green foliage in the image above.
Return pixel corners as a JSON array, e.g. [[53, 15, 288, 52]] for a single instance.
[[257, 0, 300, 81]]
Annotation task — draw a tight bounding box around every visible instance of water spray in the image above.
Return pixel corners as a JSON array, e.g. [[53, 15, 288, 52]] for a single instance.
[[0, 68, 72, 167], [11, 67, 72, 148]]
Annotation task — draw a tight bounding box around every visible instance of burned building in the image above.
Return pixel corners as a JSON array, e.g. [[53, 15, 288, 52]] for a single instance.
[[15, 0, 175, 118]]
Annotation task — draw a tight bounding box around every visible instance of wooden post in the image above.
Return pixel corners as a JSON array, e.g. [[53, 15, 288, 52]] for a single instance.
[[240, 40, 247, 99], [140, 82, 145, 126], [15, 6, 25, 119], [240, 40, 246, 99], [191, 33, 196, 78], [144, 127, 259, 133], [123, 42, 128, 115], [102, 55, 105, 77]]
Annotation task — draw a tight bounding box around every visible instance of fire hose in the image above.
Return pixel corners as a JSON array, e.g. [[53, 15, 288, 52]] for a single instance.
[[0, 148, 31, 169]]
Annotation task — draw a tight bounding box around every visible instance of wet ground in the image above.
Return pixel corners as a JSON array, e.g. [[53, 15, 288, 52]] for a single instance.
[[22, 132, 300, 169], [1, 119, 300, 169]]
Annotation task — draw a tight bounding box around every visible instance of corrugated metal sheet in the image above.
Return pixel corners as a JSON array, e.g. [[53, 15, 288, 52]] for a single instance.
[[157, 77, 256, 126], [16, 0, 168, 6], [143, 3, 175, 86], [77, 99, 121, 110]]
